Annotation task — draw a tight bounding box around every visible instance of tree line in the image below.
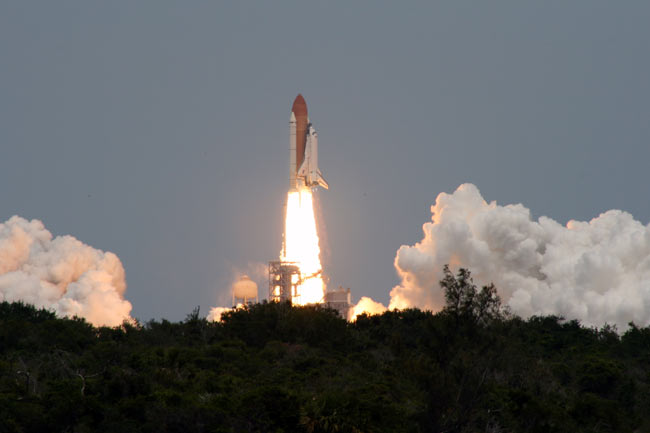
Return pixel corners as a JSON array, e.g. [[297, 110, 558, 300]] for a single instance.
[[1, 267, 650, 432]]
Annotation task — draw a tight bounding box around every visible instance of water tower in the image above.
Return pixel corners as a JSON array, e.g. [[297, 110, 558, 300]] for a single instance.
[[232, 275, 258, 307]]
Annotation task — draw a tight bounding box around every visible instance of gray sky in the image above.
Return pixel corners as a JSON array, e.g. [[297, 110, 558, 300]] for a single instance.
[[2, 2, 649, 322]]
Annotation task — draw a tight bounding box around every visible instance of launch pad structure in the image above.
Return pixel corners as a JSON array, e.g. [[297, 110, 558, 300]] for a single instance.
[[324, 287, 352, 320], [268, 260, 352, 319], [268, 261, 301, 303]]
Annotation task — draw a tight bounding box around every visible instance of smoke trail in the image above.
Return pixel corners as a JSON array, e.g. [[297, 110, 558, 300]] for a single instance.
[[0, 216, 132, 326], [389, 184, 650, 330]]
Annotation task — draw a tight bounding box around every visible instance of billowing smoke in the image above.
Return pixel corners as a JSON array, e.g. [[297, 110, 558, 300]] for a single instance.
[[0, 216, 132, 326], [388, 183, 650, 330], [207, 306, 231, 322], [349, 296, 387, 321]]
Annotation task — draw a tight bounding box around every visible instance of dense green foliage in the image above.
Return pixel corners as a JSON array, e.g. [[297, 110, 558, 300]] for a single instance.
[[2, 268, 650, 432]]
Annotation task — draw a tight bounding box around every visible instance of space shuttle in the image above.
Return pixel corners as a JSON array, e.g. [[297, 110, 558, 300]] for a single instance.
[[289, 94, 328, 190]]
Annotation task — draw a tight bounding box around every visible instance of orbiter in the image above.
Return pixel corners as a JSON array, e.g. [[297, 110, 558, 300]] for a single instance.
[[289, 94, 328, 190]]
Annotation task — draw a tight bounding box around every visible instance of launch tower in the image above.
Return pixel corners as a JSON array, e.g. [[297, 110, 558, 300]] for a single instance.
[[268, 261, 301, 303]]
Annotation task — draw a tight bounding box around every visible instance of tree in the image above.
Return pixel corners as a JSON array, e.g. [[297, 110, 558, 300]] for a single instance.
[[440, 265, 501, 325]]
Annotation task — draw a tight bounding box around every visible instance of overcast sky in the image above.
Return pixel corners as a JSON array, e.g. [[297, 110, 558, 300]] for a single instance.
[[2, 2, 649, 322]]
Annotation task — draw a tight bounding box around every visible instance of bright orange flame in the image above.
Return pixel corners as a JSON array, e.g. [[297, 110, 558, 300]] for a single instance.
[[281, 188, 325, 305]]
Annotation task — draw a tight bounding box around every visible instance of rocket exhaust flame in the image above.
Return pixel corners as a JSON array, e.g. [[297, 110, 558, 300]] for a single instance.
[[281, 188, 325, 305]]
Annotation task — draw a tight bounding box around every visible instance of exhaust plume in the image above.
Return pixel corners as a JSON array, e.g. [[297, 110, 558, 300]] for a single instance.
[[0, 216, 132, 326], [281, 188, 325, 304], [389, 184, 650, 330]]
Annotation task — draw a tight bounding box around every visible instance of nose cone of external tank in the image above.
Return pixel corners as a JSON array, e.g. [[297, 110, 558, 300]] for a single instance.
[[291, 94, 308, 117]]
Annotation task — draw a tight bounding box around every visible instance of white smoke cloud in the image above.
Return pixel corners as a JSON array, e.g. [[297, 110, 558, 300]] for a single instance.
[[0, 216, 132, 326], [389, 183, 650, 330], [207, 306, 231, 322], [349, 296, 387, 321]]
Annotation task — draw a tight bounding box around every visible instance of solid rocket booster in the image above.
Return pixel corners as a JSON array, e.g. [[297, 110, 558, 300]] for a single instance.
[[289, 94, 328, 190]]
